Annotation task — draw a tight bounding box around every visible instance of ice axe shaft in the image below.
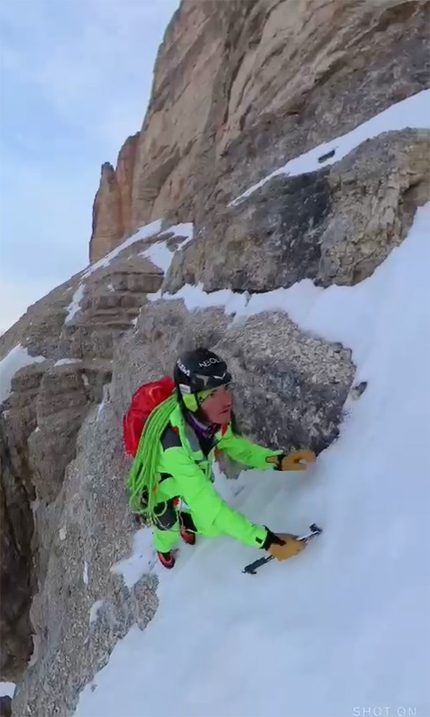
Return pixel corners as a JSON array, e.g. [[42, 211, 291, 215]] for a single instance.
[[242, 555, 274, 574], [296, 523, 322, 542], [242, 523, 322, 575]]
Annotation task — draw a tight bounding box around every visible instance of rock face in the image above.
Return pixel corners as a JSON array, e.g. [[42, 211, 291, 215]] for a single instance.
[[89, 133, 140, 262], [0, 431, 34, 680], [118, 301, 355, 455], [1, 0, 429, 714], [89, 0, 430, 262], [11, 297, 355, 717], [12, 401, 158, 717], [0, 696, 11, 717], [165, 129, 430, 293], [0, 230, 165, 681]]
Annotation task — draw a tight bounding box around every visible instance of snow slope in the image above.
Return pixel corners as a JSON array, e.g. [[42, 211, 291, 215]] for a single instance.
[[75, 202, 430, 717], [0, 682, 15, 698], [139, 222, 194, 273], [64, 222, 193, 326], [82, 220, 162, 280], [83, 220, 193, 279], [65, 284, 86, 324]]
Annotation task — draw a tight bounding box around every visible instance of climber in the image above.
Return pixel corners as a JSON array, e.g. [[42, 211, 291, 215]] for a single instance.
[[126, 347, 316, 569]]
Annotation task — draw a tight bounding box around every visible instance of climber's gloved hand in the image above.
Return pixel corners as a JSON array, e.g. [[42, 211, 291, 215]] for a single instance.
[[263, 528, 306, 561], [266, 449, 316, 471]]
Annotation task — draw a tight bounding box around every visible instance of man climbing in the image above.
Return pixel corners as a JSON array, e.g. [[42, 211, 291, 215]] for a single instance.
[[126, 348, 316, 569]]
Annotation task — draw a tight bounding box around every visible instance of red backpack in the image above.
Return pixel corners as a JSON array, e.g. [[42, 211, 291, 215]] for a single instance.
[[123, 376, 175, 457]]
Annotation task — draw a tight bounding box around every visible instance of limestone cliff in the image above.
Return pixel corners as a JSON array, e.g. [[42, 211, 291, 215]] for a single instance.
[[89, 0, 429, 262], [90, 133, 139, 262], [0, 0, 429, 712]]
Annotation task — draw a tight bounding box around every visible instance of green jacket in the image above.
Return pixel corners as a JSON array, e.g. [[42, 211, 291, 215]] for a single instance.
[[154, 404, 281, 548]]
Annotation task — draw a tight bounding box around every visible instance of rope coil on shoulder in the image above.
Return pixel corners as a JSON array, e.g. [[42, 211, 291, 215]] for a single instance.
[[126, 393, 178, 524]]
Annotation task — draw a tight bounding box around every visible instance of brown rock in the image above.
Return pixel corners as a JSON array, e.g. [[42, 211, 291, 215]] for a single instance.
[[90, 163, 121, 264], [89, 0, 429, 261], [164, 129, 430, 293], [116, 135, 140, 244], [89, 133, 140, 263], [2, 0, 429, 702]]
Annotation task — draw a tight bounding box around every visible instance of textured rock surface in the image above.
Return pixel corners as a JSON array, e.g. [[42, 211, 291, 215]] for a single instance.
[[89, 133, 140, 263], [89, 0, 429, 261], [114, 299, 355, 456], [0, 430, 35, 681], [12, 402, 158, 717], [0, 696, 11, 717], [12, 294, 355, 715], [165, 129, 430, 293], [2, 0, 430, 712], [0, 230, 165, 680]]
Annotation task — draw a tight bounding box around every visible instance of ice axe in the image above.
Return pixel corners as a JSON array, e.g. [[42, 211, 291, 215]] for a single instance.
[[242, 523, 323, 575]]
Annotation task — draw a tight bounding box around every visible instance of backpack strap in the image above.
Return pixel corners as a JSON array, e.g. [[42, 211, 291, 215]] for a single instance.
[[184, 421, 204, 455], [160, 421, 203, 455], [160, 425, 181, 450]]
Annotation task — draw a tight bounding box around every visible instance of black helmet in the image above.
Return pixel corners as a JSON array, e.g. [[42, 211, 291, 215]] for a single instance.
[[174, 348, 232, 396]]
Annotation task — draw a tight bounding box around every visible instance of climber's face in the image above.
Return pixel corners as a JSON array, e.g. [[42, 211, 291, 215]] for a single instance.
[[200, 384, 233, 425]]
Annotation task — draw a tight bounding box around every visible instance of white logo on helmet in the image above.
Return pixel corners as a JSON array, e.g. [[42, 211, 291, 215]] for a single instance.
[[199, 357, 222, 368], [177, 360, 191, 376]]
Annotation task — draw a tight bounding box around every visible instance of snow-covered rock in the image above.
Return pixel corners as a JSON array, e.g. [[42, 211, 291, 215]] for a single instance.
[[0, 222, 191, 681], [90, 0, 430, 258], [2, 2, 429, 714], [166, 126, 430, 294], [74, 203, 430, 717]]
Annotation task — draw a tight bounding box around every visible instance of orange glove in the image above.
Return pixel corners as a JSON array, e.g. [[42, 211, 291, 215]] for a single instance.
[[266, 450, 316, 471], [265, 531, 306, 560]]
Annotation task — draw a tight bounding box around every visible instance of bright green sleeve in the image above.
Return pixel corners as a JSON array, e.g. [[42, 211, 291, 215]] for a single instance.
[[161, 446, 267, 548], [217, 424, 282, 470]]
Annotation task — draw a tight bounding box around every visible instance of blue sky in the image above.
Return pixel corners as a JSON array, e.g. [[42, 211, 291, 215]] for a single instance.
[[0, 0, 180, 332]]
